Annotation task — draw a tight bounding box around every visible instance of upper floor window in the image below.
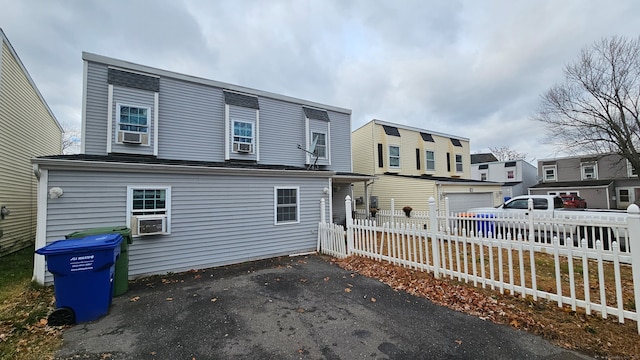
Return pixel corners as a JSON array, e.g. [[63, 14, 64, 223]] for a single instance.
[[581, 162, 597, 180], [425, 150, 435, 171], [543, 165, 557, 181], [389, 146, 400, 168], [232, 120, 254, 153], [628, 160, 638, 177], [118, 105, 149, 133], [274, 187, 299, 224], [480, 172, 487, 181], [117, 104, 150, 145], [507, 170, 515, 179], [455, 154, 463, 172], [312, 132, 327, 159]]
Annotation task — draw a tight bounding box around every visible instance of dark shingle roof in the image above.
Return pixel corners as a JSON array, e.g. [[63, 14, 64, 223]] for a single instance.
[[36, 154, 331, 172], [529, 179, 614, 188], [471, 153, 498, 164]]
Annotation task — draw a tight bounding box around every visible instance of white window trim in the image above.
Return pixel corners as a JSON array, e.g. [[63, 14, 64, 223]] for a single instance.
[[305, 119, 331, 165], [115, 102, 151, 146], [425, 150, 436, 172], [126, 186, 172, 236], [455, 153, 463, 173], [225, 105, 260, 161], [627, 160, 637, 177], [388, 145, 400, 169], [274, 186, 300, 225], [231, 119, 256, 154], [543, 165, 557, 182], [580, 162, 598, 180], [311, 131, 328, 159]]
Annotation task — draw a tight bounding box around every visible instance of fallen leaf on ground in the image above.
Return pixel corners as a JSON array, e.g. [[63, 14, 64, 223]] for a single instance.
[[345, 288, 352, 293], [455, 340, 462, 345], [130, 296, 140, 302], [324, 277, 330, 282], [211, 298, 218, 302], [166, 297, 173, 301], [371, 297, 377, 302]]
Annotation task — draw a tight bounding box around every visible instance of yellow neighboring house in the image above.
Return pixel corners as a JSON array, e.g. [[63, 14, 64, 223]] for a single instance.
[[352, 120, 502, 213], [0, 28, 62, 256]]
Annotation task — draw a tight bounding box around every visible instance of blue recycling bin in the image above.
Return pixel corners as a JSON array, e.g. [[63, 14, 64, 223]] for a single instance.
[[36, 233, 123, 325], [476, 213, 495, 236]]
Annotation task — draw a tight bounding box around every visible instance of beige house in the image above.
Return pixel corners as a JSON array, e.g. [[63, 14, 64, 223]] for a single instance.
[[0, 28, 62, 256], [352, 120, 502, 213]]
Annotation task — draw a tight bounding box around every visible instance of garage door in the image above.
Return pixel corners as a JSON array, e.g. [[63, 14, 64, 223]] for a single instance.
[[446, 193, 493, 213]]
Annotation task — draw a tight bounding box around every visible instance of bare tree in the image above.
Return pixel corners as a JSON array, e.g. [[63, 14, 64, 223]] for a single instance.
[[535, 36, 640, 176], [61, 122, 81, 154], [489, 146, 528, 161]]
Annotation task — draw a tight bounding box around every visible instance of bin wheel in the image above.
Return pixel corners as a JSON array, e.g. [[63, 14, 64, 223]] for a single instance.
[[48, 307, 75, 326]]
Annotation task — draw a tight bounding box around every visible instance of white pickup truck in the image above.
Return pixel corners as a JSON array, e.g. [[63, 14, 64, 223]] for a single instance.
[[465, 195, 628, 250]]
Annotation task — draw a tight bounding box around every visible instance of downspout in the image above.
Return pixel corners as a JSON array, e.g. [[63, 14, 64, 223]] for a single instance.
[[606, 186, 611, 210]]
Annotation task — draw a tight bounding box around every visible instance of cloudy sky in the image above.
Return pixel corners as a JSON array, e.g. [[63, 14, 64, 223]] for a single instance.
[[1, 0, 638, 162]]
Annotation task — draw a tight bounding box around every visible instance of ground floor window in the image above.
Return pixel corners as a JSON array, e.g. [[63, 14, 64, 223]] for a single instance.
[[275, 187, 299, 224], [127, 186, 171, 235]]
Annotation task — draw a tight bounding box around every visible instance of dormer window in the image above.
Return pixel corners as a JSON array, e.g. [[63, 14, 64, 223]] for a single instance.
[[312, 132, 327, 159], [117, 104, 150, 145], [581, 162, 597, 180], [232, 120, 254, 153]]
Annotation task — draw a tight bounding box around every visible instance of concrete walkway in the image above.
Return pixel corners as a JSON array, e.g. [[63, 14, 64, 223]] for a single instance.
[[56, 255, 590, 359]]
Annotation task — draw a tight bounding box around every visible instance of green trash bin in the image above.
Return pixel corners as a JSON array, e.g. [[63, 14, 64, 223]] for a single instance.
[[66, 226, 132, 296]]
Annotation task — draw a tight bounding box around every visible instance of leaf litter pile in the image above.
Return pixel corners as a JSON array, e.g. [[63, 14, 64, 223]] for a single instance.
[[332, 255, 640, 359]]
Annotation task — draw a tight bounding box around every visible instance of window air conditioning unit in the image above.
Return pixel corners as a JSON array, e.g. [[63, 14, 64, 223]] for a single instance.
[[233, 142, 253, 153], [121, 132, 142, 144], [131, 215, 167, 236]]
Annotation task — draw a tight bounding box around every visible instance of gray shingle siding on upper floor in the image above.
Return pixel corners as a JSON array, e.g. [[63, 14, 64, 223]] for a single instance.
[[108, 68, 159, 92]]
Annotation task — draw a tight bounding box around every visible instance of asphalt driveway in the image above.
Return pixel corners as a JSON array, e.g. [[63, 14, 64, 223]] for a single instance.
[[55, 255, 590, 360]]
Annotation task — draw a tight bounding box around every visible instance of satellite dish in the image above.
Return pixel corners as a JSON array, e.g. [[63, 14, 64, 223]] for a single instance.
[[297, 135, 320, 170]]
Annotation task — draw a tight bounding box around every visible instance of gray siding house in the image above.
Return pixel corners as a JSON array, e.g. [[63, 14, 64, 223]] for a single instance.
[[0, 28, 62, 256], [470, 154, 538, 202], [33, 52, 368, 284], [529, 153, 640, 209]]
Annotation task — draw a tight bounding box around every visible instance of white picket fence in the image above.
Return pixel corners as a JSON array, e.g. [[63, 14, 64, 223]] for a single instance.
[[318, 195, 640, 333]]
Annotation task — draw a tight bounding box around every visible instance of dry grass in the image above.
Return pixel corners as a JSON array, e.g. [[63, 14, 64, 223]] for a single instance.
[[341, 231, 640, 358], [0, 248, 62, 360]]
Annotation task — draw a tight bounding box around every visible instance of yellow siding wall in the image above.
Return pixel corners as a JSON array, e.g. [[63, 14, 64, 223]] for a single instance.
[[0, 41, 62, 255], [351, 121, 375, 176], [354, 175, 437, 212], [353, 121, 471, 179]]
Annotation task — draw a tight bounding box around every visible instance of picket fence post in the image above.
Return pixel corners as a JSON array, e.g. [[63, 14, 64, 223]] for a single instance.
[[390, 198, 395, 224], [429, 197, 440, 279], [345, 195, 354, 256], [627, 203, 640, 334], [317, 198, 326, 253]]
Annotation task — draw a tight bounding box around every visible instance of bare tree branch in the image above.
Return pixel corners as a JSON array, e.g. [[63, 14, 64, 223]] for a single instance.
[[534, 36, 640, 177]]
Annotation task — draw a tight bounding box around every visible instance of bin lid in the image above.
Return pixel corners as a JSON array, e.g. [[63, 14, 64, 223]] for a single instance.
[[66, 226, 132, 244], [36, 234, 123, 255]]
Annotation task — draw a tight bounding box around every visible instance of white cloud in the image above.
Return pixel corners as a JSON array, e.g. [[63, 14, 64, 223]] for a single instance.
[[1, 0, 639, 162]]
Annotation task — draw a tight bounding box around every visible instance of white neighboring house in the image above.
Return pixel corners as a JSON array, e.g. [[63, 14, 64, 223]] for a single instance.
[[470, 154, 538, 202]]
